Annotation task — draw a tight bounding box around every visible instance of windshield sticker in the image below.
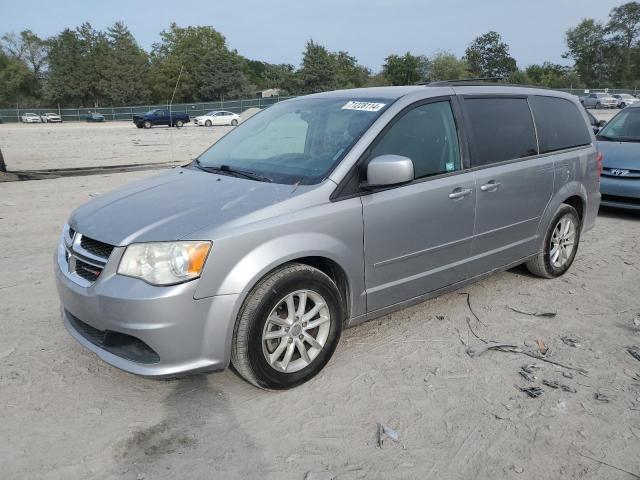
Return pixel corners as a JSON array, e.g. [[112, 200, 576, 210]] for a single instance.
[[341, 101, 386, 112]]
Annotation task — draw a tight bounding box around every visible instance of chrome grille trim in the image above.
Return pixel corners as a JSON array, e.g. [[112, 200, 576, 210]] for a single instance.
[[60, 225, 115, 285]]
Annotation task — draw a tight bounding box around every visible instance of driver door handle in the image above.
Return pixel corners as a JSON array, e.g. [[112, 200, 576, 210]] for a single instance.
[[480, 181, 501, 192], [448, 187, 473, 200]]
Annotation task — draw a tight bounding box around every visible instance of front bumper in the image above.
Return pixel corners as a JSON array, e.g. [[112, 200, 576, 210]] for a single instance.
[[55, 242, 240, 376], [600, 175, 640, 210]]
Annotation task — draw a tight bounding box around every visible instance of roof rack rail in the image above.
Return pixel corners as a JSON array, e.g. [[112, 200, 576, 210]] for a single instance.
[[426, 77, 505, 86], [424, 78, 554, 90]]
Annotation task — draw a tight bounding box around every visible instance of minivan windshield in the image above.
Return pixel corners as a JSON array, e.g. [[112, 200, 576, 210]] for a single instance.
[[195, 97, 390, 184], [597, 107, 640, 142]]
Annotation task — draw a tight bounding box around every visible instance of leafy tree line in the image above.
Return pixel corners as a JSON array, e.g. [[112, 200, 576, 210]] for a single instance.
[[2, 3, 640, 109]]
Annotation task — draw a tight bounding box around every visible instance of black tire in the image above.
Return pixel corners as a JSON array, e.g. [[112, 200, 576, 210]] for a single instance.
[[231, 263, 343, 390], [526, 204, 581, 279], [175, 119, 184, 128], [595, 102, 601, 109], [143, 120, 152, 129], [231, 119, 238, 126], [205, 120, 212, 127], [136, 123, 143, 129]]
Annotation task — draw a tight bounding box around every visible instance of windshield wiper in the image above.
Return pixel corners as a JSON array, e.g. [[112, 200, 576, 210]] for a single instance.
[[194, 160, 273, 182]]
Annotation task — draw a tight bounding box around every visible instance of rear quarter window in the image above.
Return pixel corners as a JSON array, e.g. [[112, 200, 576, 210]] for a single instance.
[[529, 96, 591, 153], [464, 97, 538, 167]]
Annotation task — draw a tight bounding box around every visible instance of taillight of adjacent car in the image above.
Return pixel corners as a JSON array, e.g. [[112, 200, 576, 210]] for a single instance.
[[596, 151, 603, 183]]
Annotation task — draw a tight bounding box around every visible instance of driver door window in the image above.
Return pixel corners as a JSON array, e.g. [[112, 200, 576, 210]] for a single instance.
[[367, 101, 461, 178]]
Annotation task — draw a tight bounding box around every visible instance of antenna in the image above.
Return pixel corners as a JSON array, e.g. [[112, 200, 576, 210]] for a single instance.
[[167, 65, 184, 164]]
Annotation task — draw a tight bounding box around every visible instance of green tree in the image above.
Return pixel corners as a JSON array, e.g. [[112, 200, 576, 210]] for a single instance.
[[149, 24, 226, 102], [525, 62, 583, 88], [0, 50, 35, 107], [45, 28, 86, 106], [198, 49, 251, 100], [382, 52, 428, 85], [298, 40, 338, 93], [333, 51, 370, 89], [606, 2, 640, 84], [564, 19, 609, 86], [426, 51, 470, 81], [100, 22, 150, 105], [464, 31, 517, 78]]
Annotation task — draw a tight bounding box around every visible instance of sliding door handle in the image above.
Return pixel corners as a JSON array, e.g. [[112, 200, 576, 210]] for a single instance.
[[448, 188, 473, 200]]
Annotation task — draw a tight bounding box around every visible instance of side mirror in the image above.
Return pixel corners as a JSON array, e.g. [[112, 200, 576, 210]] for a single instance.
[[598, 119, 607, 127], [365, 155, 414, 188]]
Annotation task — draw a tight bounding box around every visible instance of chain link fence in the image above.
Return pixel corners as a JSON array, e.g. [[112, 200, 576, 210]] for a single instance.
[[3, 88, 640, 123], [0, 95, 297, 123]]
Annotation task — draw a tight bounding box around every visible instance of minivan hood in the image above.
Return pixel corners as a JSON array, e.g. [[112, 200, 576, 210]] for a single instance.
[[70, 168, 314, 246], [597, 140, 640, 170]]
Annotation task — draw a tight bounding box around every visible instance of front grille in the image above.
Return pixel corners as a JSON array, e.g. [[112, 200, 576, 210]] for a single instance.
[[66, 311, 160, 364], [80, 236, 114, 259], [601, 194, 640, 206], [75, 259, 102, 282]]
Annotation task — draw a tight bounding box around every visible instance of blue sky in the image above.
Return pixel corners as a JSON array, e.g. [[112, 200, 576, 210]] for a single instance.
[[0, 0, 624, 71]]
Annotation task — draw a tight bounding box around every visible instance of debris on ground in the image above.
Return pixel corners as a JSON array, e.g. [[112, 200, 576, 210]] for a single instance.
[[561, 384, 578, 393], [542, 379, 560, 389], [536, 340, 548, 355], [563, 371, 574, 379], [627, 346, 640, 362], [508, 306, 557, 318], [304, 471, 336, 480], [561, 336, 581, 348], [377, 423, 399, 448], [575, 450, 640, 479], [516, 385, 544, 398], [519, 365, 539, 382], [594, 393, 611, 403]]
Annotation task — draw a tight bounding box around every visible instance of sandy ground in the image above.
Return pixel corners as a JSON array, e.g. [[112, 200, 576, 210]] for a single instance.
[[0, 107, 262, 172], [1, 109, 640, 480]]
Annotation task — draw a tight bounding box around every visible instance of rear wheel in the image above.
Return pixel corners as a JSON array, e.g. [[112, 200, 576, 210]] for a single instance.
[[526, 204, 581, 278], [143, 120, 152, 129], [231, 263, 343, 390], [231, 119, 238, 126], [175, 119, 184, 128]]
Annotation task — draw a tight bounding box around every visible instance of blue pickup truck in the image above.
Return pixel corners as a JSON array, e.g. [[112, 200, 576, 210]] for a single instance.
[[133, 109, 190, 128]]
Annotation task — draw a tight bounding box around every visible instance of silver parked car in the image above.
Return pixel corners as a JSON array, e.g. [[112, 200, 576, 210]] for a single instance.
[[21, 112, 43, 123], [582, 92, 618, 109], [55, 84, 601, 389], [612, 93, 640, 108], [596, 102, 640, 209]]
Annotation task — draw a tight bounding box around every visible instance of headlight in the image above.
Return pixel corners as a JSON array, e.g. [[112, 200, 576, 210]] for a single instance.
[[117, 241, 211, 286]]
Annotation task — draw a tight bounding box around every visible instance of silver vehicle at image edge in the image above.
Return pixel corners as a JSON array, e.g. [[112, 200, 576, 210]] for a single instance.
[[55, 83, 601, 389]]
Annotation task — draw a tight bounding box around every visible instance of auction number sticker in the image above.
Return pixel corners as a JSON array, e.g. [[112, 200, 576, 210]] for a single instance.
[[342, 101, 386, 112]]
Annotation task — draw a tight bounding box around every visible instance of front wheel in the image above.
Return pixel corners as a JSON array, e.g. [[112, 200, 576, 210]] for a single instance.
[[205, 120, 212, 127], [595, 102, 601, 109], [526, 204, 581, 278], [231, 263, 343, 390]]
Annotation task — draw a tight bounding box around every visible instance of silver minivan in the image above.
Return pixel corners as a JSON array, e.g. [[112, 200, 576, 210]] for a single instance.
[[55, 83, 601, 389]]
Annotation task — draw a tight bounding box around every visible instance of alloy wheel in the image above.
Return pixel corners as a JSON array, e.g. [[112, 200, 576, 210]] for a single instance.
[[261, 290, 331, 373], [550, 214, 576, 268]]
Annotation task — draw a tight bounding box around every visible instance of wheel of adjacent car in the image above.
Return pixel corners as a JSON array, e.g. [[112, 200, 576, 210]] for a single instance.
[[231, 263, 343, 390], [231, 119, 238, 126], [205, 120, 212, 127], [595, 102, 601, 109], [143, 120, 152, 129], [175, 120, 184, 128], [526, 204, 581, 279]]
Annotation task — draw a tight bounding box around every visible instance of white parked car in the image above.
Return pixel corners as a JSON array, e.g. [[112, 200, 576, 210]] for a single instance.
[[21, 113, 43, 123], [582, 93, 618, 109], [611, 94, 639, 108], [42, 112, 63, 123], [194, 111, 240, 127]]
